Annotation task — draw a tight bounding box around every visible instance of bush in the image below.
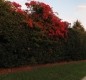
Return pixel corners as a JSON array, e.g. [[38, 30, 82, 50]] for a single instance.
[[0, 0, 86, 68]]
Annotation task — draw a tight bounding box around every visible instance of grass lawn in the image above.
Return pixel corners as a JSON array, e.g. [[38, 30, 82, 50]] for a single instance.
[[0, 61, 86, 80]]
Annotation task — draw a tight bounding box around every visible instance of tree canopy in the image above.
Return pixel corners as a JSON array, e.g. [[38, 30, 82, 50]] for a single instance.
[[0, 0, 86, 68], [73, 20, 85, 32]]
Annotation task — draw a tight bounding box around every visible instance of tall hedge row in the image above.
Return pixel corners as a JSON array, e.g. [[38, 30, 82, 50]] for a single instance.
[[0, 0, 86, 68]]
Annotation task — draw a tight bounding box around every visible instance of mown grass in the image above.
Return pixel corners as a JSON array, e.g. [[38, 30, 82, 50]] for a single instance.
[[0, 61, 86, 80]]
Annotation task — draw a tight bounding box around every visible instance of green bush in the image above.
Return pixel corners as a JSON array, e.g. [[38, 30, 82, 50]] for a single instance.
[[0, 0, 86, 68]]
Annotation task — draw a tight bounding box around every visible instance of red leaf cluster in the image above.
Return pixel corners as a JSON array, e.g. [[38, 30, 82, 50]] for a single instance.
[[11, 2, 21, 8], [9, 1, 69, 39], [9, 1, 25, 15]]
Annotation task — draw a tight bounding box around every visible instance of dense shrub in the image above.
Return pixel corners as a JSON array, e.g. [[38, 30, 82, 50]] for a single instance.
[[64, 28, 86, 61], [0, 0, 86, 68], [0, 0, 69, 67]]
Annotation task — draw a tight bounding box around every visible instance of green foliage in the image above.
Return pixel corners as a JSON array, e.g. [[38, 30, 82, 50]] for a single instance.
[[0, 0, 26, 67], [64, 28, 86, 61], [64, 28, 81, 60], [73, 20, 85, 32], [0, 0, 67, 67], [0, 0, 86, 68]]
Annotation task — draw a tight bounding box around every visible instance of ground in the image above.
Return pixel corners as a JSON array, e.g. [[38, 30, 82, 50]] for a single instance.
[[0, 60, 86, 75]]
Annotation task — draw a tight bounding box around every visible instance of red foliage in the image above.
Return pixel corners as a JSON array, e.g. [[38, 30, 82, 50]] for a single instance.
[[9, 2, 25, 15], [9, 1, 69, 39], [11, 2, 21, 8], [27, 19, 33, 28]]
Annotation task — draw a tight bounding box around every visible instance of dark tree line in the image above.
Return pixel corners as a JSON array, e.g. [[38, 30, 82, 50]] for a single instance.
[[0, 0, 86, 68]]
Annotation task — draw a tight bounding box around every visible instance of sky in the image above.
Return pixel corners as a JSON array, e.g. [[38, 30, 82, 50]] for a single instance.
[[8, 0, 86, 29]]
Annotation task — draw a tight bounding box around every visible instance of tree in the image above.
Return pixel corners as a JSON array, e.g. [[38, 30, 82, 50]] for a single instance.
[[25, 1, 69, 39], [64, 28, 81, 60], [0, 0, 26, 67], [72, 20, 85, 32], [0, 0, 69, 67]]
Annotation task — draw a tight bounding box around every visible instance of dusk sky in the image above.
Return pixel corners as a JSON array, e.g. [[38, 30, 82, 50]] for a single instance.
[[8, 0, 86, 29]]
